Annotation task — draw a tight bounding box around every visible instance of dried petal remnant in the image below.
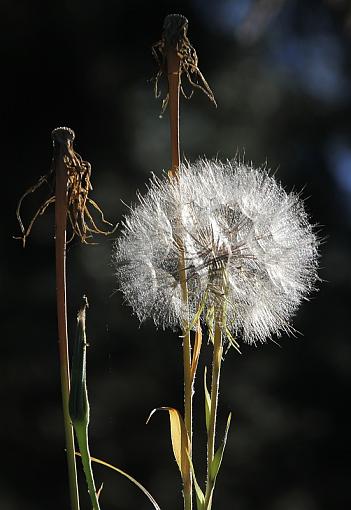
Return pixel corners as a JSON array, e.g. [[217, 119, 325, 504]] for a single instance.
[[114, 158, 319, 345], [152, 14, 217, 113], [16, 127, 116, 246]]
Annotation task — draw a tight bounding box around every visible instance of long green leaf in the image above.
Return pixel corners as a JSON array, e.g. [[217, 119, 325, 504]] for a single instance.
[[209, 413, 232, 483]]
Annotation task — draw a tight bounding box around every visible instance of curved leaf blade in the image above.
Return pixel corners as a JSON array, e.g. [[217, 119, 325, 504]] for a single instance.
[[190, 321, 202, 383], [204, 367, 211, 433], [147, 407, 190, 483], [75, 452, 161, 510]]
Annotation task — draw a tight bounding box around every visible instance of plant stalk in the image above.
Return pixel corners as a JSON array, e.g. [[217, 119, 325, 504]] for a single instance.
[[167, 34, 193, 510], [204, 320, 223, 510], [75, 426, 101, 510], [53, 128, 80, 510], [69, 298, 101, 510], [167, 45, 181, 179]]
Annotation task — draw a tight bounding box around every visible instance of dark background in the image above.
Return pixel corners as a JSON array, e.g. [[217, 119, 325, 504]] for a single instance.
[[1, 0, 350, 509]]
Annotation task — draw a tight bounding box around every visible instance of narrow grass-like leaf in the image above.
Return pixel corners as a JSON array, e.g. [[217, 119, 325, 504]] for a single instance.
[[190, 321, 202, 383], [187, 451, 205, 510], [183, 290, 208, 338], [146, 407, 190, 483], [75, 453, 161, 510], [69, 298, 89, 427], [203, 367, 211, 433], [209, 413, 232, 483]]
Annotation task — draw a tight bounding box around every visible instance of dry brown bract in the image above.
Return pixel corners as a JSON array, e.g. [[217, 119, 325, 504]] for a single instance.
[[152, 14, 217, 114], [16, 132, 116, 247]]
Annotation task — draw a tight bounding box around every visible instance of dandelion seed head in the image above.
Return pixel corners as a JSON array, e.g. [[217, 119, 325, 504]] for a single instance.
[[113, 158, 319, 345]]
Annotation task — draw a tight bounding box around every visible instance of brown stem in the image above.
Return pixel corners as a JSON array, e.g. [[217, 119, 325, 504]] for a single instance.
[[53, 127, 80, 510], [166, 40, 193, 437], [165, 17, 193, 510], [167, 46, 181, 177]]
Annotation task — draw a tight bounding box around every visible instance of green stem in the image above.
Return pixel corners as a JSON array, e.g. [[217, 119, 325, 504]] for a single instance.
[[204, 320, 223, 510], [53, 128, 80, 510], [69, 297, 101, 510], [75, 425, 101, 510]]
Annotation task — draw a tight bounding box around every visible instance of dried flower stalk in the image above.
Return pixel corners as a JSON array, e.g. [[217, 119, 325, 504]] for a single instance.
[[16, 127, 116, 246], [152, 13, 217, 115]]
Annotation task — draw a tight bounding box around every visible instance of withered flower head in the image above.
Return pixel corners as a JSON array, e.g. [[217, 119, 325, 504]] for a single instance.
[[152, 13, 216, 113], [16, 126, 115, 246]]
